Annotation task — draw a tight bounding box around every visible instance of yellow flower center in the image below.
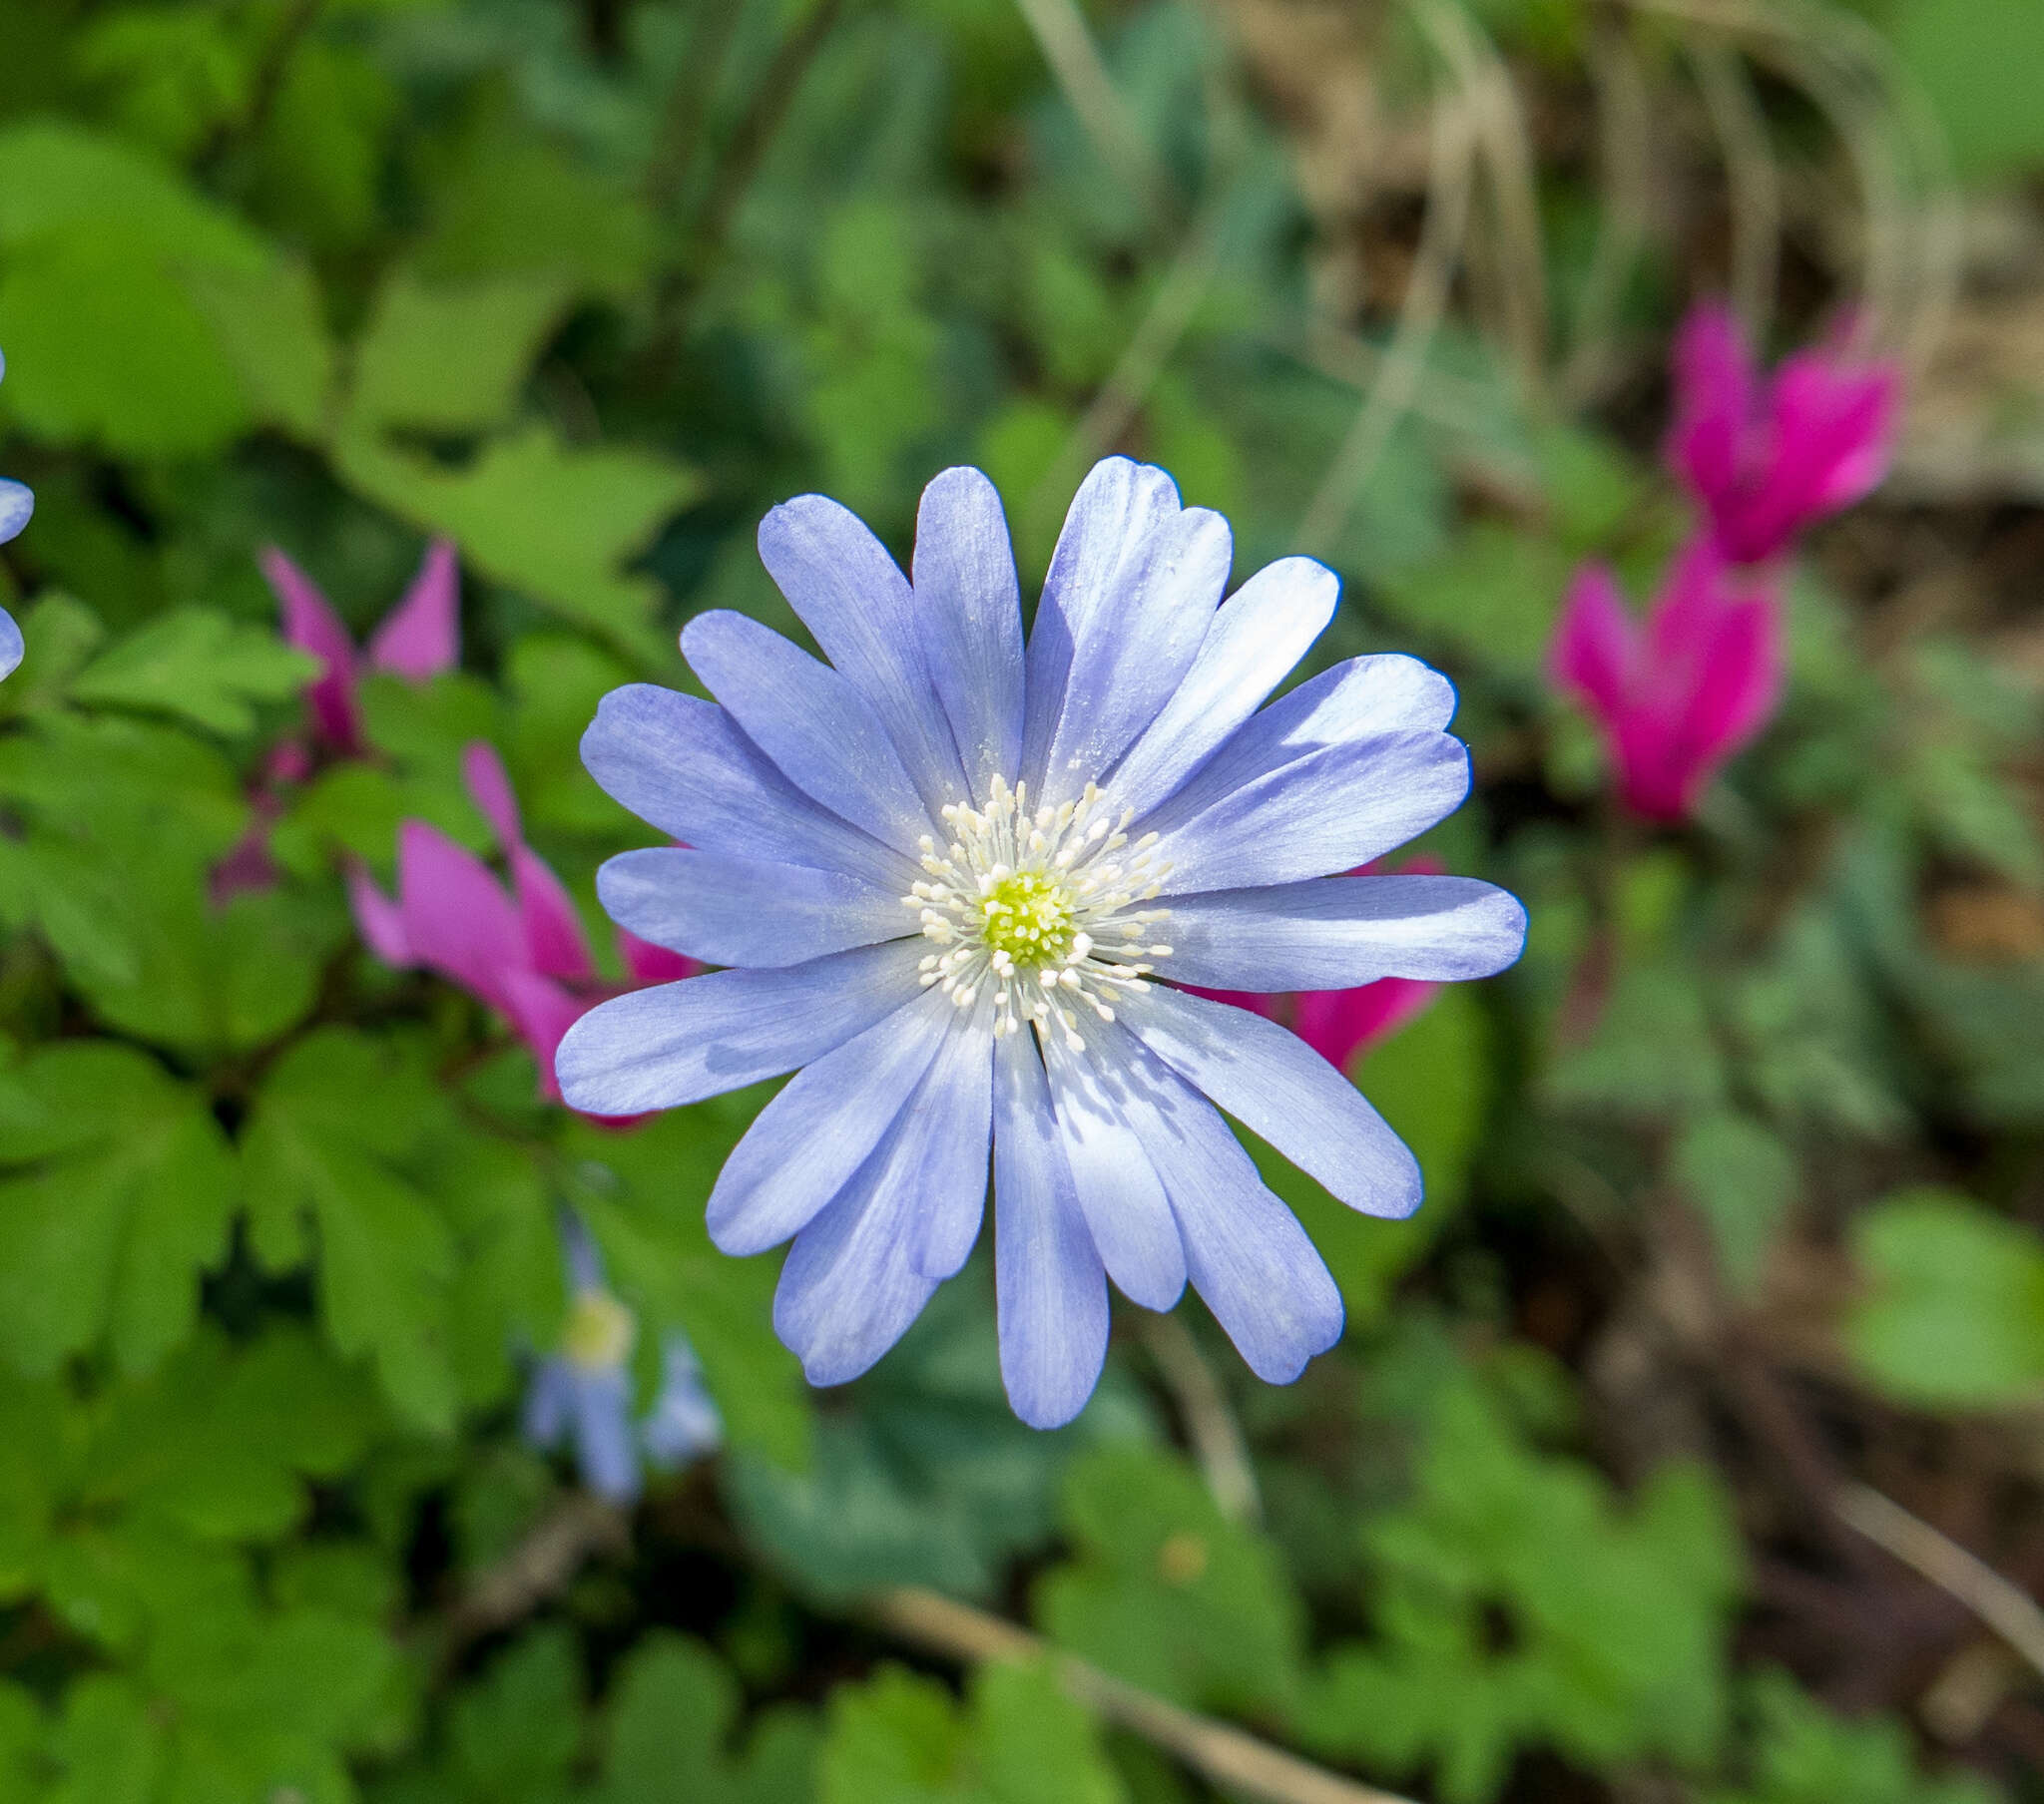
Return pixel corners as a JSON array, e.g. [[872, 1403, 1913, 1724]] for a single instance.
[[979, 869, 1078, 969], [562, 1287, 637, 1370], [904, 772, 1175, 1053]]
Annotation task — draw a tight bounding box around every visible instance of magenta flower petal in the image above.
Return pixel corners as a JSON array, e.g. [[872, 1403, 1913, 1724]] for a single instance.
[[500, 969, 591, 1101], [1761, 347, 1898, 528], [262, 547, 362, 752], [461, 740, 524, 847], [1668, 303, 1756, 515], [1678, 591, 1782, 773], [1550, 537, 1783, 822], [462, 742, 595, 983], [396, 819, 528, 1011], [1668, 300, 1899, 565], [617, 929, 700, 987], [511, 845, 599, 983], [367, 538, 461, 680], [1183, 986, 1279, 1018], [1291, 978, 1436, 1071], [1549, 563, 1637, 717], [346, 859, 416, 967]]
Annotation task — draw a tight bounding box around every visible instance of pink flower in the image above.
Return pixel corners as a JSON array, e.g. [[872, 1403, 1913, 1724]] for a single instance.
[[1191, 859, 1445, 1072], [1669, 303, 1898, 567], [349, 741, 698, 1109], [1549, 536, 1782, 821], [261, 538, 461, 754]]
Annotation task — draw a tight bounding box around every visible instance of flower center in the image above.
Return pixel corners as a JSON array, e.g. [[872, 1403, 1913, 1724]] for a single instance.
[[563, 1287, 637, 1370], [979, 869, 1078, 966], [905, 773, 1174, 1052]]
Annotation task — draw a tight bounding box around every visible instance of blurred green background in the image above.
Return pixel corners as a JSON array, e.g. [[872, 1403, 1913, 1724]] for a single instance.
[[5, 0, 2044, 1800]]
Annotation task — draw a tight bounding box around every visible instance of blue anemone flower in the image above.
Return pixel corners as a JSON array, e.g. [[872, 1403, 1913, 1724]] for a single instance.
[[0, 348, 29, 681], [522, 1213, 723, 1502], [559, 458, 1526, 1428]]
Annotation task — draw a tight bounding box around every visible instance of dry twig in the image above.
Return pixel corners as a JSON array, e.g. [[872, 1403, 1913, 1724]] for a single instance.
[[439, 1492, 630, 1666], [1835, 1483, 2044, 1687], [870, 1584, 1418, 1804], [1140, 1312, 1263, 1525], [1012, 0, 1175, 224], [1297, 95, 1477, 554]]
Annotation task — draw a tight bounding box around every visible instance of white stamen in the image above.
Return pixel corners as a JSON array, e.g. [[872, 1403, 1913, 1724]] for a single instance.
[[902, 770, 1172, 1052]]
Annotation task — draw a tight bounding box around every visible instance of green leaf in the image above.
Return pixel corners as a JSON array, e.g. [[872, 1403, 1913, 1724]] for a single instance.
[[818, 1660, 1126, 1804], [69, 607, 319, 735], [726, 1277, 1144, 1600], [0, 1041, 236, 1376], [1303, 1374, 1740, 1804], [90, 875, 334, 1056], [444, 1628, 583, 1804], [0, 119, 264, 267], [1891, 0, 2044, 180], [1845, 1188, 2044, 1409], [335, 423, 698, 663], [86, 1327, 382, 1543], [244, 1029, 459, 1432], [1033, 1444, 1305, 1717], [595, 1631, 818, 1804], [0, 228, 254, 455], [41, 1673, 163, 1804], [563, 1104, 813, 1472], [348, 266, 575, 434], [1710, 1668, 2002, 1804], [1252, 985, 1492, 1326], [0, 122, 277, 456], [1374, 523, 1576, 678], [1673, 1113, 1797, 1297], [1545, 962, 1726, 1118], [182, 255, 335, 438], [506, 633, 636, 836], [417, 126, 654, 294]]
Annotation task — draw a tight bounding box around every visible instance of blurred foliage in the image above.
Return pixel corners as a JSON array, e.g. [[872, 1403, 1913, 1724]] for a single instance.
[[0, 0, 2041, 1801]]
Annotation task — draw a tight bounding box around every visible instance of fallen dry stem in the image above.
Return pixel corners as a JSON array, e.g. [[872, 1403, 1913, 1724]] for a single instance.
[[1140, 1312, 1264, 1525], [1834, 1482, 2044, 1686], [870, 1584, 1419, 1804], [1297, 96, 1477, 554]]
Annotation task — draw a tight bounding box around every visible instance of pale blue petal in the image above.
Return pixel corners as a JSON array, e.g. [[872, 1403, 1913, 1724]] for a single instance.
[[1147, 729, 1469, 895], [571, 1366, 642, 1502], [706, 990, 954, 1256], [581, 683, 914, 893], [1020, 460, 1181, 787], [597, 847, 908, 969], [555, 940, 924, 1115], [522, 1357, 575, 1448], [0, 609, 20, 682], [912, 468, 1025, 805], [772, 1114, 942, 1387], [1109, 1039, 1343, 1382], [0, 480, 30, 548], [1013, 461, 1218, 808], [901, 999, 996, 1280], [559, 1210, 606, 1290], [1036, 504, 1232, 809], [683, 610, 933, 854], [1106, 557, 1336, 819], [993, 1031, 1109, 1430], [758, 494, 970, 813], [1044, 1037, 1185, 1310], [1140, 654, 1456, 836], [641, 1336, 723, 1467], [1161, 875, 1527, 992], [1123, 984, 1421, 1219]]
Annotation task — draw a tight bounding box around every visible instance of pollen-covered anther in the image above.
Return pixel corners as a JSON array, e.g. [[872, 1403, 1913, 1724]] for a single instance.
[[902, 772, 1171, 1049]]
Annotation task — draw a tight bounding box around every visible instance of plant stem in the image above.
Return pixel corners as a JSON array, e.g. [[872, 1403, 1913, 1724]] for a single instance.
[[869, 1584, 1419, 1804]]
